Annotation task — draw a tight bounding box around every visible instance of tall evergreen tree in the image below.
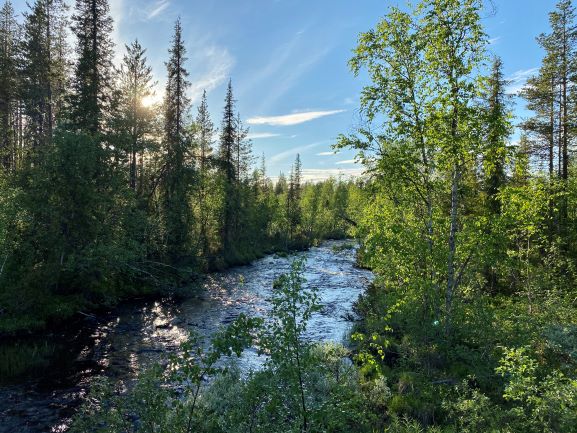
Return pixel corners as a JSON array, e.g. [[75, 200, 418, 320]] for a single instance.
[[275, 172, 287, 195], [522, 0, 577, 234], [218, 80, 237, 258], [550, 0, 577, 186], [548, 0, 577, 226], [70, 0, 115, 134], [196, 90, 213, 177], [287, 153, 302, 244], [483, 56, 511, 214], [0, 0, 19, 169], [521, 45, 558, 177], [234, 112, 251, 182], [160, 18, 194, 263], [194, 90, 214, 260], [21, 0, 69, 151], [115, 39, 156, 192]]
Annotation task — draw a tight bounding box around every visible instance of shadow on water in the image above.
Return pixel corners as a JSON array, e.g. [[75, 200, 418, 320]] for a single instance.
[[0, 240, 373, 433]]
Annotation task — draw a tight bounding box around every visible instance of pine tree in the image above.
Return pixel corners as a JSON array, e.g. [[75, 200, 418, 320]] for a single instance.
[[21, 0, 69, 151], [234, 112, 251, 182], [160, 18, 194, 262], [287, 153, 302, 244], [512, 135, 531, 186], [521, 52, 557, 177], [218, 80, 237, 258], [0, 0, 19, 170], [70, 0, 115, 134], [115, 39, 156, 192], [549, 0, 577, 225], [483, 57, 511, 215], [275, 172, 287, 195], [522, 0, 577, 234], [196, 90, 213, 176], [194, 90, 214, 260]]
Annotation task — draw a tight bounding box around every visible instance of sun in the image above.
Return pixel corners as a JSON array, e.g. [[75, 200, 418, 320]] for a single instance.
[[141, 93, 162, 108]]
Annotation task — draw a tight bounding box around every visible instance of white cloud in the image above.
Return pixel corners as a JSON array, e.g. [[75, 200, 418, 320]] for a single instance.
[[488, 36, 501, 45], [269, 141, 328, 164], [301, 168, 364, 182], [246, 132, 281, 140], [317, 151, 338, 156], [270, 168, 364, 183], [146, 0, 170, 20], [188, 46, 235, 103], [336, 159, 357, 165], [506, 67, 539, 95], [237, 24, 335, 112], [247, 110, 345, 126]]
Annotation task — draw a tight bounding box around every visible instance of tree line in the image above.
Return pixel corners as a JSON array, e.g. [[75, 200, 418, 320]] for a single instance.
[[8, 0, 577, 432], [338, 0, 577, 430], [0, 0, 361, 334]]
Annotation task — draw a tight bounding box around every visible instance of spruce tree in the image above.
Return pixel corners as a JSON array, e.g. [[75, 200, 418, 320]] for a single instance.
[[234, 112, 251, 182], [196, 90, 213, 176], [115, 39, 156, 192], [21, 0, 69, 151], [218, 80, 237, 259], [194, 90, 214, 260], [161, 18, 194, 263], [287, 153, 302, 244], [0, 0, 19, 170], [483, 57, 511, 215], [70, 0, 115, 134], [275, 172, 287, 195]]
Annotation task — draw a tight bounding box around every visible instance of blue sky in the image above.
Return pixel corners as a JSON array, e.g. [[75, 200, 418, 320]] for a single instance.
[[10, 0, 562, 180]]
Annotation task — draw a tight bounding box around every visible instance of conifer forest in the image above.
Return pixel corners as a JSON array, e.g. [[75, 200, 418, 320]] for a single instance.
[[0, 0, 577, 432]]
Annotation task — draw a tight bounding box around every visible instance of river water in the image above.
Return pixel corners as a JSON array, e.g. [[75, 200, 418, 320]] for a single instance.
[[0, 240, 373, 433]]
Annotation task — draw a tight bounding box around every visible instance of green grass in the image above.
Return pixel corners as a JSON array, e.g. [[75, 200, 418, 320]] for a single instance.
[[0, 341, 57, 384]]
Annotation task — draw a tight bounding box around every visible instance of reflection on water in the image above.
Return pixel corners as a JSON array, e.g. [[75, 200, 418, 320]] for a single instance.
[[0, 240, 373, 433]]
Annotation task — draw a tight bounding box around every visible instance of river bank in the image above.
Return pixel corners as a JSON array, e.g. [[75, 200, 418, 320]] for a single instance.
[[0, 239, 373, 433]]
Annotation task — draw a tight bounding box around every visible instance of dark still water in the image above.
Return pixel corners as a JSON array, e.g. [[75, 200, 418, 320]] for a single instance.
[[0, 240, 373, 433]]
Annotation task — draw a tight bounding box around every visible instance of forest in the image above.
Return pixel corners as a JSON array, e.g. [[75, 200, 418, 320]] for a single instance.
[[0, 0, 363, 335], [1, 0, 577, 432]]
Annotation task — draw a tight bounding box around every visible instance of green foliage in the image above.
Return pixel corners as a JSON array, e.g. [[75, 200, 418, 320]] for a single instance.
[[71, 260, 381, 433], [0, 6, 361, 331], [496, 347, 577, 433], [340, 1, 577, 432]]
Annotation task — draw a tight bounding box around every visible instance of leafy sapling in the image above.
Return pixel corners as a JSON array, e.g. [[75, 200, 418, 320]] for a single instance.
[[169, 313, 262, 433], [260, 257, 320, 432]]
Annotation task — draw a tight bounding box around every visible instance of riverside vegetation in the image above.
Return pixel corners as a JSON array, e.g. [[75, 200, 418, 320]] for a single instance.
[[2, 0, 577, 432], [0, 0, 363, 335]]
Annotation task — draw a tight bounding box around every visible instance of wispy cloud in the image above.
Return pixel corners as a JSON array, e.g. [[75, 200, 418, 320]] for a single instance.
[[146, 0, 170, 20], [336, 159, 357, 165], [506, 67, 539, 95], [247, 110, 345, 126], [488, 36, 501, 45], [238, 24, 335, 112], [188, 46, 235, 103], [257, 48, 331, 112], [317, 151, 338, 156], [300, 168, 364, 182], [246, 132, 281, 140], [269, 141, 328, 164]]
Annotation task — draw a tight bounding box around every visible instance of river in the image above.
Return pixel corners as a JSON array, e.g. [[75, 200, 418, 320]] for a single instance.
[[0, 240, 373, 433]]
